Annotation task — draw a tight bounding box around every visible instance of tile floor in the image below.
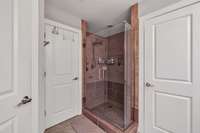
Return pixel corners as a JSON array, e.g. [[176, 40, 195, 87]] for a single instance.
[[91, 102, 124, 129], [45, 115, 105, 133]]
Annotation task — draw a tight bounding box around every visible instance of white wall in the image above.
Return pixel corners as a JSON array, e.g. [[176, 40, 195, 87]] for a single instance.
[[139, 0, 182, 16], [45, 4, 81, 29]]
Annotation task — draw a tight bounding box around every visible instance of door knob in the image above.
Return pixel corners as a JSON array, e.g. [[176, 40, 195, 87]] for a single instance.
[[17, 96, 32, 106], [72, 77, 79, 80], [145, 82, 154, 87]]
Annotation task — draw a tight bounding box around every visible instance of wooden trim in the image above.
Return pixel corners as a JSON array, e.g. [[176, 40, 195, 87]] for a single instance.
[[133, 108, 139, 123], [131, 4, 139, 120], [131, 4, 139, 31], [81, 20, 88, 107]]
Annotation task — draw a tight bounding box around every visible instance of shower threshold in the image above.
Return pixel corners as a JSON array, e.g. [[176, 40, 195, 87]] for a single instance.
[[83, 107, 137, 133]]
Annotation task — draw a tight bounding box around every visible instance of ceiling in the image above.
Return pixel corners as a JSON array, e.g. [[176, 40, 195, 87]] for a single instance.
[[46, 0, 137, 33]]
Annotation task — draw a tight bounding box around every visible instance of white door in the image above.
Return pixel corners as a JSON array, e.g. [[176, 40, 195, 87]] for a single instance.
[[0, 0, 33, 133], [144, 3, 200, 133], [45, 23, 81, 128]]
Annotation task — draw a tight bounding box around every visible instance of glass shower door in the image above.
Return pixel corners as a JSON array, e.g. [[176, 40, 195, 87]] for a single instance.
[[124, 23, 133, 128], [84, 34, 108, 116]]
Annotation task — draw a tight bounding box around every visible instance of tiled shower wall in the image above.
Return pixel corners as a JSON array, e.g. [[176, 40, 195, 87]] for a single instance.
[[85, 81, 108, 109], [107, 32, 124, 108], [85, 34, 108, 109], [85, 32, 125, 109]]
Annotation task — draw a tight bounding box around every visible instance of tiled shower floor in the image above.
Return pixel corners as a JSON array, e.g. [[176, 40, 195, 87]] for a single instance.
[[91, 102, 125, 129]]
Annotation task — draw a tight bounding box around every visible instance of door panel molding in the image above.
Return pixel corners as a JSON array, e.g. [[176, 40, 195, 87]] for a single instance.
[[0, 118, 16, 133], [153, 15, 192, 83]]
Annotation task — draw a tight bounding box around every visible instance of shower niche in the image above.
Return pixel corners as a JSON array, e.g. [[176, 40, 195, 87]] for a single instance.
[[83, 22, 133, 130]]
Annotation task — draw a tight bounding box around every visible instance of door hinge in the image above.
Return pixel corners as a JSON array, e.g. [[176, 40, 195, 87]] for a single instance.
[[44, 110, 47, 117], [44, 32, 46, 39], [43, 33, 50, 47], [44, 72, 46, 77]]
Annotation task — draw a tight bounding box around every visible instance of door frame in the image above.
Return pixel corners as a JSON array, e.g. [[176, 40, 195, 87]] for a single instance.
[[43, 19, 83, 128], [32, 2, 83, 130], [32, 0, 45, 133], [139, 0, 200, 133]]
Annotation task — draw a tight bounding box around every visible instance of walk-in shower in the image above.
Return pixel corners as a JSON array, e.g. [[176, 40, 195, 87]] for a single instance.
[[84, 22, 133, 130]]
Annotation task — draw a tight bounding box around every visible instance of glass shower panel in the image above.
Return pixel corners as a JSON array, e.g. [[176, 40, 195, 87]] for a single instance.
[[84, 22, 133, 130], [106, 26, 125, 129], [84, 34, 108, 111], [124, 23, 133, 128]]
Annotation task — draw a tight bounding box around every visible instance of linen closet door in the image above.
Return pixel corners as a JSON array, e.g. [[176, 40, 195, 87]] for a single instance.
[[144, 3, 200, 133], [0, 0, 33, 133], [45, 24, 80, 128]]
